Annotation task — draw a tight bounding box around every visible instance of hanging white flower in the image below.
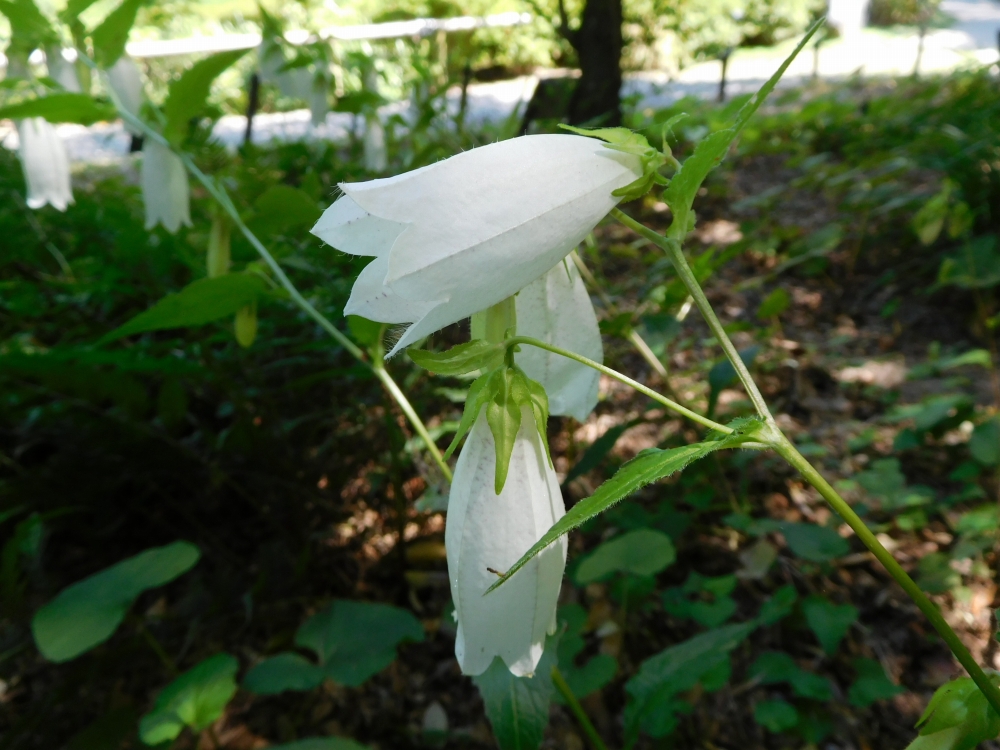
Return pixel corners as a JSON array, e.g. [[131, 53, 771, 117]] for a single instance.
[[106, 56, 145, 135], [141, 139, 191, 233], [446, 407, 567, 677], [515, 259, 603, 421], [46, 47, 81, 93], [310, 134, 642, 356], [363, 113, 387, 173], [17, 117, 73, 211]]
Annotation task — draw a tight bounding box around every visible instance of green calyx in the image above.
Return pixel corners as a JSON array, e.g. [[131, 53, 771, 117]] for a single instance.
[[444, 363, 551, 495], [561, 121, 685, 203]]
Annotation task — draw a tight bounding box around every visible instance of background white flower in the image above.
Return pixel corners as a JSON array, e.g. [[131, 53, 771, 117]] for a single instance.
[[515, 260, 603, 421], [311, 134, 641, 356], [142, 139, 191, 233], [107, 57, 145, 136], [17, 117, 73, 211], [446, 407, 567, 677]]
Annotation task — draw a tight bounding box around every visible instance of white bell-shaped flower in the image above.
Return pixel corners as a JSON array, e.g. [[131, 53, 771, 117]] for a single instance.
[[363, 113, 387, 173], [446, 407, 567, 677], [311, 134, 642, 356], [141, 139, 191, 233], [107, 56, 145, 135], [46, 47, 81, 93], [515, 259, 602, 421], [17, 117, 73, 211]]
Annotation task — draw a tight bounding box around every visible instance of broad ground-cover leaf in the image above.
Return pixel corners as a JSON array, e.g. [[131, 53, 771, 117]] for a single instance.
[[575, 529, 675, 583], [249, 185, 323, 236], [0, 93, 117, 124], [139, 653, 238, 745], [555, 606, 616, 702], [802, 595, 857, 654], [749, 651, 833, 701], [163, 49, 248, 144], [625, 623, 755, 743], [32, 541, 199, 662], [270, 740, 370, 750], [487, 425, 755, 595], [100, 274, 268, 343], [754, 699, 799, 732], [780, 522, 850, 562], [848, 657, 905, 707], [245, 600, 424, 694], [473, 634, 558, 750]]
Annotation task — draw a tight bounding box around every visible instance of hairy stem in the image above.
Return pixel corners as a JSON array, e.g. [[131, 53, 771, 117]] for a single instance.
[[551, 666, 609, 750], [90, 59, 452, 481], [506, 336, 731, 434], [612, 209, 773, 421], [775, 437, 1000, 715]]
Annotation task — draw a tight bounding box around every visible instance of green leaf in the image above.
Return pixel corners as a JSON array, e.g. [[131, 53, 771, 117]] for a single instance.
[[91, 0, 143, 68], [138, 653, 238, 744], [912, 673, 1000, 750], [625, 623, 755, 743], [913, 184, 951, 246], [563, 420, 636, 486], [67, 706, 137, 750], [346, 315, 383, 348], [294, 600, 424, 687], [486, 367, 523, 494], [848, 657, 905, 707], [59, 0, 100, 23], [757, 288, 791, 319], [269, 740, 370, 750], [757, 584, 798, 625], [802, 595, 857, 655], [662, 18, 823, 235], [754, 699, 799, 732], [0, 93, 117, 124], [243, 652, 325, 695], [100, 274, 268, 344], [938, 236, 1000, 290], [0, 0, 57, 49], [487, 427, 754, 595], [443, 373, 492, 460], [473, 635, 557, 750], [250, 185, 323, 236], [555, 605, 616, 702], [780, 522, 850, 562], [707, 347, 759, 416], [409, 340, 504, 376], [970, 419, 1000, 467], [575, 529, 675, 584], [32, 541, 199, 662], [749, 651, 833, 701], [163, 49, 248, 144]]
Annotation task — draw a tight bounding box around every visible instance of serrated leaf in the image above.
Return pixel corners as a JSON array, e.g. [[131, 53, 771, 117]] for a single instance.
[[100, 274, 268, 343], [473, 634, 557, 750], [0, 93, 117, 124], [163, 49, 248, 144], [32, 541, 199, 662], [487, 425, 754, 595], [408, 340, 504, 376], [91, 0, 143, 68], [663, 18, 823, 236], [0, 0, 57, 48], [138, 653, 238, 744]]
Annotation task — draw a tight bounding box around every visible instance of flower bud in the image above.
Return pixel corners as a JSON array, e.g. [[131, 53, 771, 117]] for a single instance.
[[141, 139, 191, 233]]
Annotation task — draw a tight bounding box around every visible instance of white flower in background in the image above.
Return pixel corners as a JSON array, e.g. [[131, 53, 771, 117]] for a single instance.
[[515, 260, 602, 421], [311, 134, 641, 356], [363, 113, 387, 172], [46, 47, 80, 92], [141, 139, 191, 233], [17, 117, 73, 211], [446, 408, 567, 677], [308, 73, 329, 127], [107, 56, 145, 135]]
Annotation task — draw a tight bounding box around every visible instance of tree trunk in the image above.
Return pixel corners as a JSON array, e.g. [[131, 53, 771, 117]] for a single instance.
[[567, 0, 623, 126]]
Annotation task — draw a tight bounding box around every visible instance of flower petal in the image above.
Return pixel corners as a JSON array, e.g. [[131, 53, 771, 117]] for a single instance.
[[516, 260, 602, 421], [141, 139, 191, 233], [17, 118, 73, 212], [345, 255, 442, 324], [446, 408, 567, 677], [311, 195, 406, 258]]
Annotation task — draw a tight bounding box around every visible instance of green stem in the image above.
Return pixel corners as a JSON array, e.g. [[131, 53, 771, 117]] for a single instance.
[[551, 666, 609, 750], [775, 437, 1000, 715], [506, 336, 731, 434], [612, 209, 773, 421], [88, 58, 452, 482]]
